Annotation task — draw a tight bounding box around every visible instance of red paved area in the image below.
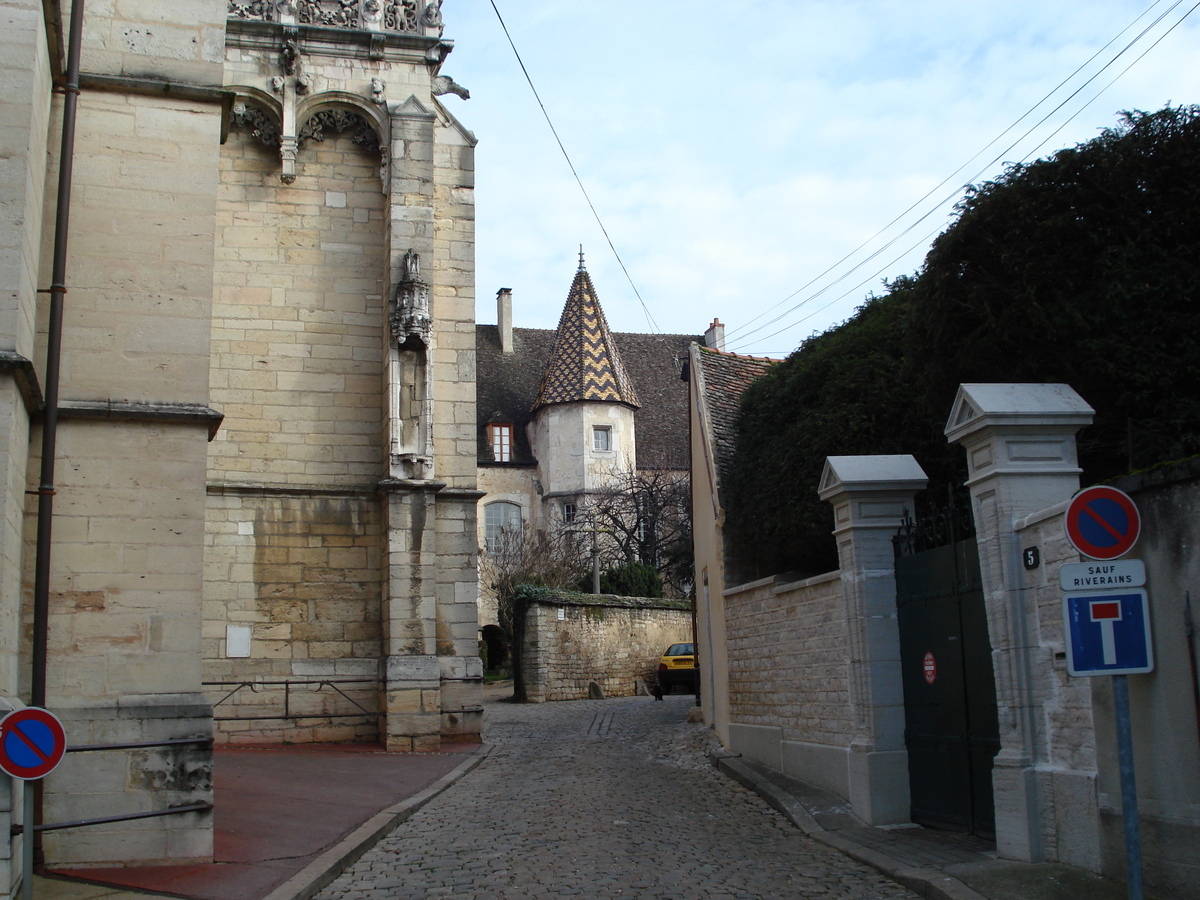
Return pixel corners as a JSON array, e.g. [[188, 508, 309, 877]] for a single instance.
[[52, 743, 476, 900]]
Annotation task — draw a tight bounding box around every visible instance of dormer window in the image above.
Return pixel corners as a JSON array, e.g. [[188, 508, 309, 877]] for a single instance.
[[489, 423, 513, 462], [592, 425, 612, 452]]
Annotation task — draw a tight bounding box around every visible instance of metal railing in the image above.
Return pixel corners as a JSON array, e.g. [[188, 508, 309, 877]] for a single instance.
[[11, 738, 213, 836], [203, 678, 380, 722]]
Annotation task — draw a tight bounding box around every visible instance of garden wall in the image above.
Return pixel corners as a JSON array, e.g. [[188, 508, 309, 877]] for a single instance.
[[522, 593, 692, 702]]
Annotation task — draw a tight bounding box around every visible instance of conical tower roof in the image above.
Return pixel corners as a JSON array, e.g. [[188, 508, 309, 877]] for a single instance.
[[532, 263, 641, 412]]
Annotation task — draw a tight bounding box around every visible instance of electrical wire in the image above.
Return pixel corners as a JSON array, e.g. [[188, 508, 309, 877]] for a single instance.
[[726, 0, 1194, 352], [489, 0, 662, 335], [722, 0, 1177, 344]]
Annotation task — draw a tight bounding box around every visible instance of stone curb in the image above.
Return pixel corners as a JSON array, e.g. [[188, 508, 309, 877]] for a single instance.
[[711, 754, 987, 900], [262, 744, 493, 900]]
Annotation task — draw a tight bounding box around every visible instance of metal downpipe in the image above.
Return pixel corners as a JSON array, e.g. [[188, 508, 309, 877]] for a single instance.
[[25, 2, 86, 895]]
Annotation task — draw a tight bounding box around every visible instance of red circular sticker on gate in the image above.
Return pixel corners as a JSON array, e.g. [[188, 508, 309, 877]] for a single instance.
[[923, 652, 937, 684]]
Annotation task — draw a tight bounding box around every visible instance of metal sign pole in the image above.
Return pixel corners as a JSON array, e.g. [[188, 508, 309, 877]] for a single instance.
[[21, 786, 33, 900], [1111, 674, 1144, 900]]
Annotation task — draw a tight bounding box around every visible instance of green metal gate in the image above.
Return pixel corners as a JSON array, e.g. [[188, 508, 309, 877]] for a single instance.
[[894, 498, 1000, 839]]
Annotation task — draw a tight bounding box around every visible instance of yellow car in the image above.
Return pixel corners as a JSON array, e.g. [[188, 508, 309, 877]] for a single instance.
[[657, 642, 697, 693]]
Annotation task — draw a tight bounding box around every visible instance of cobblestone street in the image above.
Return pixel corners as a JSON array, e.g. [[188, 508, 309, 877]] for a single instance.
[[316, 695, 918, 900]]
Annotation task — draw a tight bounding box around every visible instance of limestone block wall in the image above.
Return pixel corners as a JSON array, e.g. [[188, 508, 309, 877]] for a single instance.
[[428, 121, 478, 491], [0, 3, 50, 885], [1097, 465, 1200, 898], [203, 491, 382, 744], [207, 131, 387, 484], [0, 0, 50, 363], [523, 593, 691, 702], [22, 0, 229, 867], [724, 572, 851, 774], [203, 107, 389, 744], [1010, 503, 1102, 871]]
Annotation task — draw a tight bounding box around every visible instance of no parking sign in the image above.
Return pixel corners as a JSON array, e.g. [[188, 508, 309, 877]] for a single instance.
[[1065, 486, 1140, 560], [0, 707, 67, 780]]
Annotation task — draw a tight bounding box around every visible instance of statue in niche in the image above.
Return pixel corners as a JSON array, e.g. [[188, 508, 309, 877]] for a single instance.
[[402, 248, 420, 281], [391, 251, 431, 344], [390, 250, 433, 479]]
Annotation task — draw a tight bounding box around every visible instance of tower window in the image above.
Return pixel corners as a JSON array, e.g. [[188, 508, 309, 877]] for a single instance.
[[489, 423, 513, 462], [562, 502, 577, 524], [592, 425, 612, 452]]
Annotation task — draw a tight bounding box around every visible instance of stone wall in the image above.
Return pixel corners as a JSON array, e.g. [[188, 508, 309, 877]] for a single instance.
[[23, 0, 228, 869], [1008, 503, 1103, 870], [206, 129, 387, 485], [0, 1, 49, 887], [202, 116, 390, 744], [723, 571, 852, 796], [523, 593, 691, 703], [1100, 462, 1200, 898], [202, 490, 383, 744]]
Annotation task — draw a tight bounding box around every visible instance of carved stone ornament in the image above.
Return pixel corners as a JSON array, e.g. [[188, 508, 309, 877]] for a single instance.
[[229, 0, 428, 31], [297, 109, 380, 153], [370, 77, 386, 104], [391, 249, 432, 344], [384, 0, 419, 32], [422, 0, 443, 34], [281, 37, 300, 75], [229, 102, 281, 147], [431, 75, 469, 100], [228, 0, 273, 20]]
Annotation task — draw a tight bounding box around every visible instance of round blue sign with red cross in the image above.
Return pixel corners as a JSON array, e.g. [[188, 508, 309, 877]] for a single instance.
[[1065, 486, 1141, 561], [0, 707, 67, 780]]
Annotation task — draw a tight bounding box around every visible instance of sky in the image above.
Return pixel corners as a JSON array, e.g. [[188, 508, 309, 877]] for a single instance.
[[439, 1, 1200, 357]]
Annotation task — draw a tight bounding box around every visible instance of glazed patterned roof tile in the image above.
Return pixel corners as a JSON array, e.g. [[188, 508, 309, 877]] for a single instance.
[[532, 268, 641, 411]]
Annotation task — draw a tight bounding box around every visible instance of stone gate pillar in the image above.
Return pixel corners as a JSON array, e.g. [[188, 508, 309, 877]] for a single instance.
[[818, 455, 927, 825], [944, 383, 1093, 861]]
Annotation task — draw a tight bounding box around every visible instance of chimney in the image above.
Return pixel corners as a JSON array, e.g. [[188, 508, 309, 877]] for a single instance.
[[497, 288, 513, 353], [704, 318, 725, 351]]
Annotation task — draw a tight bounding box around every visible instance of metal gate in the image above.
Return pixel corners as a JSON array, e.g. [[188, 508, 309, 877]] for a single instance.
[[894, 496, 1000, 839]]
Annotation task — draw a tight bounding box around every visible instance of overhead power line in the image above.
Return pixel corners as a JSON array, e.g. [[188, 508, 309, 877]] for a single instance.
[[489, 0, 662, 335], [726, 0, 1196, 353]]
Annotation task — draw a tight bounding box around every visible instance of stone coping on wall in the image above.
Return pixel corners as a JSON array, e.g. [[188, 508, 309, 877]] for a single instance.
[[1110, 455, 1200, 494], [722, 569, 841, 599], [529, 591, 690, 612]]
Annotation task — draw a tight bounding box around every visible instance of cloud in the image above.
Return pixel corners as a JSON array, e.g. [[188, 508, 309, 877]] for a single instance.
[[448, 1, 1200, 355]]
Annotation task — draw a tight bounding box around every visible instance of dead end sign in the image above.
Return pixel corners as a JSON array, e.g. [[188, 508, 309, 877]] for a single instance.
[[1065, 486, 1140, 561], [0, 707, 67, 780]]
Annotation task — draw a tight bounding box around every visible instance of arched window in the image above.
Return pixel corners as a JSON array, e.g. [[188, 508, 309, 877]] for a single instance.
[[484, 501, 522, 552]]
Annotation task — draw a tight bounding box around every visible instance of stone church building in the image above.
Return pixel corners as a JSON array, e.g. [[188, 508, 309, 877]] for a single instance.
[[0, 0, 480, 882]]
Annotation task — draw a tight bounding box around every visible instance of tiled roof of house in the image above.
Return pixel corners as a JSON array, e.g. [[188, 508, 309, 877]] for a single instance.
[[477, 324, 701, 469], [694, 346, 777, 489], [532, 267, 640, 412]]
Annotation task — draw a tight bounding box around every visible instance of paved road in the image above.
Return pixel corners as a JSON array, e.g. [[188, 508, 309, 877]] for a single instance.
[[317, 694, 918, 900]]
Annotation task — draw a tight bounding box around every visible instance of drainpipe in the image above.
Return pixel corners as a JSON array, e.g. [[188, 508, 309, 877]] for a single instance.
[[33, 0, 84, 713], [26, 0, 86, 892]]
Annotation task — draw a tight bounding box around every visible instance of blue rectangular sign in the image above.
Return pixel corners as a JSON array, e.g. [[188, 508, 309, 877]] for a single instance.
[[1062, 589, 1154, 676]]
